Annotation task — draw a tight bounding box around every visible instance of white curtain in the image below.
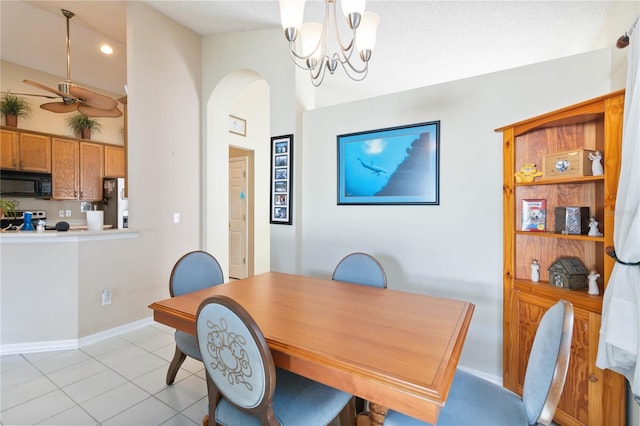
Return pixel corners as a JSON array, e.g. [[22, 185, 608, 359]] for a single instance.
[[597, 16, 640, 399]]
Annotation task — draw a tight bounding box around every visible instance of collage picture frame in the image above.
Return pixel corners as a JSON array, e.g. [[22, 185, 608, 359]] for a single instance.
[[270, 134, 293, 224]]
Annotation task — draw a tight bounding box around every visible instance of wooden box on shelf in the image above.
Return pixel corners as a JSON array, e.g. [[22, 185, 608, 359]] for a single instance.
[[496, 90, 626, 426], [543, 149, 594, 179]]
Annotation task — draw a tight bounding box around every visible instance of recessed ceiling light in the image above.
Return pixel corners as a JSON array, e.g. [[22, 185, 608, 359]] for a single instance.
[[100, 44, 114, 55]]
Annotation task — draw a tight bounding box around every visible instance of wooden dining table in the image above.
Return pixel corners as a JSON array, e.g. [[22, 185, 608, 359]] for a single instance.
[[149, 272, 474, 425]]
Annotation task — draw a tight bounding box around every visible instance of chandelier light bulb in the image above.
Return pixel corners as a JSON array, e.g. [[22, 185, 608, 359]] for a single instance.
[[341, 0, 365, 29], [279, 0, 306, 33], [341, 0, 366, 18], [356, 11, 380, 53], [299, 22, 323, 58]]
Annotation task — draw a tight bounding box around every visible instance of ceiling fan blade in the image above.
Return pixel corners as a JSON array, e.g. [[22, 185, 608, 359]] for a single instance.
[[40, 102, 79, 113], [77, 104, 122, 118], [69, 86, 117, 111], [23, 80, 78, 101], [1, 91, 58, 99]]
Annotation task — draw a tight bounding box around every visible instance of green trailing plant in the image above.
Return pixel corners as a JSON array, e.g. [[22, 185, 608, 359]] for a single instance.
[[66, 113, 102, 138], [0, 197, 19, 216], [0, 94, 32, 118]]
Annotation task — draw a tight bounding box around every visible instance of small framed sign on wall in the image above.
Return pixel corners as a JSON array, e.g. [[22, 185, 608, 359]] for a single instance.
[[270, 134, 293, 224], [228, 114, 246, 136]]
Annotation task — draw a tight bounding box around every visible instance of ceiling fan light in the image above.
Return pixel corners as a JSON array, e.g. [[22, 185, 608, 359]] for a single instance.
[[356, 11, 379, 52], [100, 44, 114, 55]]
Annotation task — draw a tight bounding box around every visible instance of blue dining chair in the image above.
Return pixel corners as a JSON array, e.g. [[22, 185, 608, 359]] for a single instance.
[[196, 295, 356, 426], [384, 300, 574, 426], [332, 252, 387, 289], [166, 250, 224, 385], [332, 252, 387, 416]]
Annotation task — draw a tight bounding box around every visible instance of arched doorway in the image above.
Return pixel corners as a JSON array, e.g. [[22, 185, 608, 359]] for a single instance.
[[203, 71, 270, 279]]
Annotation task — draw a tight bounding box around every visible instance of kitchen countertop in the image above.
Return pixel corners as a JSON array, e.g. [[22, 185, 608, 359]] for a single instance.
[[0, 228, 138, 242]]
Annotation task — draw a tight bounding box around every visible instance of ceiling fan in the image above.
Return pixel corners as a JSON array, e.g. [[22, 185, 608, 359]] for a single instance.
[[22, 9, 122, 118]]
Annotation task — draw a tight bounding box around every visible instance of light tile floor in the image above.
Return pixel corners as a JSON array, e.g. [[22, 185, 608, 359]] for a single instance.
[[0, 323, 209, 426]]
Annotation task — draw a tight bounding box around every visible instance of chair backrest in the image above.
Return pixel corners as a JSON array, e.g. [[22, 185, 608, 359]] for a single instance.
[[332, 252, 387, 288], [196, 295, 276, 421], [170, 251, 224, 297], [522, 300, 574, 426]]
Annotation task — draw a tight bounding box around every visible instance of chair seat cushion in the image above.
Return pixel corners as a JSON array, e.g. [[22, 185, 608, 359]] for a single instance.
[[175, 330, 202, 361], [215, 368, 352, 426], [384, 369, 528, 426]]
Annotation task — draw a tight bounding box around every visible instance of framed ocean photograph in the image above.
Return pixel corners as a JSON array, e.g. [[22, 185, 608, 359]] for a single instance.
[[337, 121, 440, 205]]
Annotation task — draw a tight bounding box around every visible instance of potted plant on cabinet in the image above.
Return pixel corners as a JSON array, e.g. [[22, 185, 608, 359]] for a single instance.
[[66, 113, 102, 140], [0, 94, 32, 127]]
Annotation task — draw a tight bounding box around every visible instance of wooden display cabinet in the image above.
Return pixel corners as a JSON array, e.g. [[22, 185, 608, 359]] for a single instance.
[[496, 91, 626, 426]]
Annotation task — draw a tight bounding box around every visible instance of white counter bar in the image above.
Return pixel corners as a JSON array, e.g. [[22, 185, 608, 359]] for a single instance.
[[0, 229, 142, 354], [0, 228, 138, 243]]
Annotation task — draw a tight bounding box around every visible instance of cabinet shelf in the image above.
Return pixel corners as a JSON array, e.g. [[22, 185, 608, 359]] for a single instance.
[[514, 231, 605, 242], [516, 175, 604, 186], [513, 279, 602, 312]]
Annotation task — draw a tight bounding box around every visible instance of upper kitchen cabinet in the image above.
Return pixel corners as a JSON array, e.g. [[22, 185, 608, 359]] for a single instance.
[[51, 138, 104, 201], [51, 137, 79, 199], [104, 145, 125, 177], [1, 129, 51, 173], [80, 141, 104, 201]]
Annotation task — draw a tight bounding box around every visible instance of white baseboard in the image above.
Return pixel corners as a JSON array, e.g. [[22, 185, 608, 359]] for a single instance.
[[457, 365, 502, 386], [0, 316, 154, 356]]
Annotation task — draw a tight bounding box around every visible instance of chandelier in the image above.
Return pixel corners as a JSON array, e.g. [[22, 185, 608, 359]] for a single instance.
[[279, 0, 380, 86]]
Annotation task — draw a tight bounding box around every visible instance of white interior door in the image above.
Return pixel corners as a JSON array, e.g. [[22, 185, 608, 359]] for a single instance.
[[229, 157, 248, 279]]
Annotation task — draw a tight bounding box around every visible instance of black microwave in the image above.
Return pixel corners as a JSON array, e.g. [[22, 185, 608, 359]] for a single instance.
[[0, 170, 52, 197]]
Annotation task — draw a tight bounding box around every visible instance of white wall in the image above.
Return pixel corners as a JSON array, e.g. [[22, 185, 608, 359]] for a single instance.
[[118, 2, 202, 321], [300, 49, 617, 377], [1, 61, 124, 145]]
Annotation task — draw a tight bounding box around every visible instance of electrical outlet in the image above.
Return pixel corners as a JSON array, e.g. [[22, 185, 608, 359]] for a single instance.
[[59, 210, 65, 217], [173, 213, 180, 224], [101, 288, 111, 306], [65, 210, 72, 217]]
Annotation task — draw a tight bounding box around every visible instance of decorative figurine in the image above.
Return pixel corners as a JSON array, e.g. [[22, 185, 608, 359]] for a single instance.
[[531, 259, 540, 282], [588, 151, 604, 176], [588, 217, 603, 236], [514, 163, 543, 183], [587, 270, 600, 295]]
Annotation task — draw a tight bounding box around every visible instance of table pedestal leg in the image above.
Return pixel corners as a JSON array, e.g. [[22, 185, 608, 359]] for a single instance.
[[369, 402, 388, 426]]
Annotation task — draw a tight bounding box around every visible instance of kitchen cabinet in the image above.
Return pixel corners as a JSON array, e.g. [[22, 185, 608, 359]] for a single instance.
[[0, 129, 17, 170], [52, 138, 79, 199], [104, 145, 125, 177], [52, 138, 104, 201], [496, 91, 625, 426], [80, 141, 104, 201], [0, 129, 51, 173]]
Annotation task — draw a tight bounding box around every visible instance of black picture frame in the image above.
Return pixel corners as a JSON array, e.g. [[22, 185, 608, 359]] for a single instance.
[[270, 134, 293, 224], [337, 121, 440, 205]]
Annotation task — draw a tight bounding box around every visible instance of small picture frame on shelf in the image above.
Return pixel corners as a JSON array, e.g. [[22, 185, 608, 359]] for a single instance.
[[521, 199, 546, 232]]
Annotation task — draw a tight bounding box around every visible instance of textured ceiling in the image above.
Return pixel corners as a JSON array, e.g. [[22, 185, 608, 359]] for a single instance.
[[0, 0, 621, 107]]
